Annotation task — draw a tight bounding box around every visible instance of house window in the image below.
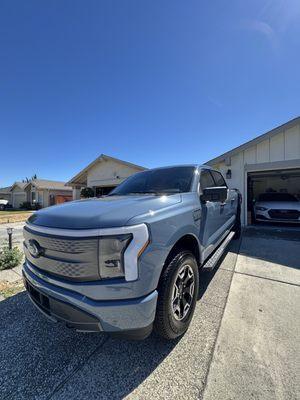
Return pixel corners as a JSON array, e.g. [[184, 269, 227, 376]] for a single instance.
[[31, 191, 36, 203]]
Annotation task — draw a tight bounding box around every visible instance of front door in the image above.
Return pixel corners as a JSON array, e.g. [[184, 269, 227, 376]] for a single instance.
[[210, 170, 234, 231], [198, 169, 223, 249]]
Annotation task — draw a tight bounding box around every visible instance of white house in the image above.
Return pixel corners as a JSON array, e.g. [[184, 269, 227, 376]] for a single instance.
[[206, 117, 300, 225], [67, 154, 146, 200]]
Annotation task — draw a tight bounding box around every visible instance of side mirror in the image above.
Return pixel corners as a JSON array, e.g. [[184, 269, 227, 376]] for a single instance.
[[201, 187, 228, 203]]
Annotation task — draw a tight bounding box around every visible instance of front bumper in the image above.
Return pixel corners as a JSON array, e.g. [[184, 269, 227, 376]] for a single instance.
[[23, 262, 158, 336], [255, 210, 300, 223]]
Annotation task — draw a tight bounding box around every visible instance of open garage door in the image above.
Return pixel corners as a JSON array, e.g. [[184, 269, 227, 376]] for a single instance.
[[247, 168, 300, 225]]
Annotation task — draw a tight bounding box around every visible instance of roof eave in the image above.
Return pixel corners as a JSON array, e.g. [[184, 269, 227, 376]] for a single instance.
[[206, 116, 300, 166], [66, 154, 146, 186]]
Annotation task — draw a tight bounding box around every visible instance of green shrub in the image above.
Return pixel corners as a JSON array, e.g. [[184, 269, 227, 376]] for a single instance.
[[0, 247, 23, 271], [32, 202, 41, 210], [20, 201, 32, 210], [81, 187, 94, 198]]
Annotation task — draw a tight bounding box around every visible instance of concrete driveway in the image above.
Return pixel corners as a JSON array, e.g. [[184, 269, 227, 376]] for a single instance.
[[0, 228, 299, 400]]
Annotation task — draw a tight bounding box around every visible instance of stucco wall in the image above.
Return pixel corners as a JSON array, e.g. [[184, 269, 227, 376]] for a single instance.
[[87, 159, 142, 187]]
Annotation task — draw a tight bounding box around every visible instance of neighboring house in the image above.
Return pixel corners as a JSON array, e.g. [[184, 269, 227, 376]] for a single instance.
[[0, 186, 12, 204], [10, 179, 72, 209], [10, 182, 27, 208], [67, 154, 146, 200], [23, 179, 73, 208], [206, 116, 300, 226]]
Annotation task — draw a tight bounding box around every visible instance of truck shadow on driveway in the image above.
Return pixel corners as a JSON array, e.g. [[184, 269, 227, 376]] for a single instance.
[[0, 245, 236, 400]]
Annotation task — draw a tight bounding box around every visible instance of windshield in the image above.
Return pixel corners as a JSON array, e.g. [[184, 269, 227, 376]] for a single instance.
[[258, 193, 298, 202], [109, 166, 196, 196]]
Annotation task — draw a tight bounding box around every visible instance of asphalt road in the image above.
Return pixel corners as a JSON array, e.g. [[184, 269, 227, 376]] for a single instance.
[[0, 238, 240, 400]]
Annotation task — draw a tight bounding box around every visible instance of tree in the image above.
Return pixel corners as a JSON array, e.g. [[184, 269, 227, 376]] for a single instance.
[[80, 187, 94, 198]]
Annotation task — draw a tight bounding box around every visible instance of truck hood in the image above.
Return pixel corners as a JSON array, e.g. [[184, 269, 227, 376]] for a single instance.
[[28, 194, 182, 229], [256, 201, 300, 210]]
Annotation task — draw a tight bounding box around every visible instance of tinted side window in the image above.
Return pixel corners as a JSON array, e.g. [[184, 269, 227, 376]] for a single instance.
[[211, 171, 227, 187], [200, 170, 215, 189]]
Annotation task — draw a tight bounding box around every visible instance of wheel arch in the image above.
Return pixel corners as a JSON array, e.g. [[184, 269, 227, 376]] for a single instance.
[[162, 233, 202, 272]]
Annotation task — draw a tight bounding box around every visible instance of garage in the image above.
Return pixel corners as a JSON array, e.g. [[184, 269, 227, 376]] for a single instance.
[[10, 182, 27, 209], [247, 168, 300, 225], [206, 117, 300, 226], [12, 193, 27, 208]]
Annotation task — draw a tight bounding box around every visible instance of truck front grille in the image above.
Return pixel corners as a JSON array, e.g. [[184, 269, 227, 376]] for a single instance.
[[24, 227, 99, 281]]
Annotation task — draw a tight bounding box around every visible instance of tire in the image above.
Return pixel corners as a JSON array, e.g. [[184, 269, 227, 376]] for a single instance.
[[0, 204, 5, 211], [154, 251, 199, 340], [233, 207, 241, 239]]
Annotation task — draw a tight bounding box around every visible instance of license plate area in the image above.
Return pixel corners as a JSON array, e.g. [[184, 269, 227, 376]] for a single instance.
[[24, 278, 51, 315]]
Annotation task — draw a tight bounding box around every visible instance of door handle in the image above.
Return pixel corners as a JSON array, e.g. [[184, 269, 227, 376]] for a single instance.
[[220, 202, 226, 207]]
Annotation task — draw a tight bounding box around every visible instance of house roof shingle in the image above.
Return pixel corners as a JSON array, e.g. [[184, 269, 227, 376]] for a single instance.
[[25, 179, 72, 191]]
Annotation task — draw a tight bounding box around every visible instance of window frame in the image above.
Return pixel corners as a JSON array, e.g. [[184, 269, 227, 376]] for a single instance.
[[199, 169, 216, 192], [210, 170, 228, 188]]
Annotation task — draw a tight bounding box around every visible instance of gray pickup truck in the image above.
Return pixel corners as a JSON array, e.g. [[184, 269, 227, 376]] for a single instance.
[[23, 165, 241, 340]]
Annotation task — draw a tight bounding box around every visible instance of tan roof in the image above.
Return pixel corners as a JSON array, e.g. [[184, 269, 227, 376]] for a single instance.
[[67, 154, 146, 186], [10, 182, 27, 191], [24, 179, 72, 191]]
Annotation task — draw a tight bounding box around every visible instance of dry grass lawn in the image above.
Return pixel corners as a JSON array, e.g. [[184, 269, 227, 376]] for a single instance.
[[0, 211, 33, 224], [0, 280, 24, 299]]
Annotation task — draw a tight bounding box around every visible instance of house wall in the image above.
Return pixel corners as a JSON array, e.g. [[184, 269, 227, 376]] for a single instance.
[[87, 159, 141, 188], [210, 122, 300, 225], [47, 190, 72, 207]]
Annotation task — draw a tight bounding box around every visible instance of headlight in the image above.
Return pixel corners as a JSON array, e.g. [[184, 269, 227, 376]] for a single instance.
[[256, 206, 267, 211], [99, 234, 132, 279]]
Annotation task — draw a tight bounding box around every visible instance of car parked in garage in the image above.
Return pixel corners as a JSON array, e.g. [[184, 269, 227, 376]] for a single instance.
[[254, 192, 300, 223]]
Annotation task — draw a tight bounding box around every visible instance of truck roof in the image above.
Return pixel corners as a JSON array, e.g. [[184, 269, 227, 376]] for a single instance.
[[142, 164, 212, 171]]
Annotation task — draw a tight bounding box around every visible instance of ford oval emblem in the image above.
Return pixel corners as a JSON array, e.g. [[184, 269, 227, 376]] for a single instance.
[[28, 239, 43, 258]]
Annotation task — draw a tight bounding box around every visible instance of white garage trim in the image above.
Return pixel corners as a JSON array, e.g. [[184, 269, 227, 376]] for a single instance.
[[244, 160, 300, 225], [245, 159, 300, 172]]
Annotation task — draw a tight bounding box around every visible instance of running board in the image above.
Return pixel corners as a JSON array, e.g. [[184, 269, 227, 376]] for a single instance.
[[202, 231, 235, 271]]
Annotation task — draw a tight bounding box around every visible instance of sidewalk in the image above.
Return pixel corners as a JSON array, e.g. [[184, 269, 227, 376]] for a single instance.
[[203, 228, 300, 400]]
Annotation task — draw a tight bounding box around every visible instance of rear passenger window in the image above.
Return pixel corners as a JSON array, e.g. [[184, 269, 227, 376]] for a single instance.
[[200, 170, 215, 189], [211, 171, 227, 187]]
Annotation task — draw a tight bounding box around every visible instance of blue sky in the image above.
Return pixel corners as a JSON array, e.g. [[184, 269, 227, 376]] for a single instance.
[[1, 0, 300, 186]]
